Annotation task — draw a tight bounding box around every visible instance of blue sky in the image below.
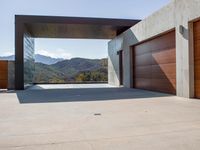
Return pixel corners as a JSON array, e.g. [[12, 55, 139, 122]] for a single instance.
[[0, 0, 170, 59]]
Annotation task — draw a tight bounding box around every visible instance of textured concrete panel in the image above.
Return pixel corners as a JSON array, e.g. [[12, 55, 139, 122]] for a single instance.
[[108, 40, 120, 86]]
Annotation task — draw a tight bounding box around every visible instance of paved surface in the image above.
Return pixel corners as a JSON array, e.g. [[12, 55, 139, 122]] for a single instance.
[[0, 86, 200, 150], [28, 84, 115, 90]]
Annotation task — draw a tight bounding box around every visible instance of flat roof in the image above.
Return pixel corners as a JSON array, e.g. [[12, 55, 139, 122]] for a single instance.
[[15, 15, 140, 39]]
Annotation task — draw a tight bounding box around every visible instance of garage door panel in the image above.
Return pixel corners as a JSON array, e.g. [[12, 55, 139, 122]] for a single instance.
[[151, 32, 175, 52], [152, 85, 176, 94], [151, 73, 176, 80], [194, 20, 200, 98], [151, 79, 176, 94], [194, 51, 200, 60], [195, 90, 200, 98], [194, 44, 200, 52], [194, 59, 200, 65], [135, 44, 152, 56], [133, 30, 176, 94], [152, 48, 176, 65], [195, 80, 200, 97], [194, 33, 200, 37], [194, 27, 200, 38], [135, 66, 152, 78], [152, 72, 176, 80], [136, 79, 176, 94], [195, 73, 200, 80], [194, 28, 200, 33], [134, 53, 152, 66], [135, 64, 176, 79], [194, 40, 200, 46], [150, 38, 163, 51], [134, 78, 151, 90], [152, 79, 176, 89], [151, 64, 176, 79], [152, 87, 176, 94], [195, 80, 200, 87], [194, 21, 200, 29], [194, 64, 200, 79]]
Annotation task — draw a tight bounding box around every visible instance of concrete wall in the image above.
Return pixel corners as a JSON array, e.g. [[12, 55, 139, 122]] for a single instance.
[[108, 0, 200, 98]]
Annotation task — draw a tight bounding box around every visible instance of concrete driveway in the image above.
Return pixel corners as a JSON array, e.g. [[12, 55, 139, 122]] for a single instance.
[[0, 85, 200, 150]]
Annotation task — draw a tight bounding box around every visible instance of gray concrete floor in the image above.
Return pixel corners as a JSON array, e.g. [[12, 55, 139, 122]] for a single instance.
[[0, 85, 200, 150], [28, 83, 115, 90]]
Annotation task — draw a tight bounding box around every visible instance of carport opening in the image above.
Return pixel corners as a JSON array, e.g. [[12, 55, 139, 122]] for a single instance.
[[15, 15, 140, 90], [32, 38, 109, 86]]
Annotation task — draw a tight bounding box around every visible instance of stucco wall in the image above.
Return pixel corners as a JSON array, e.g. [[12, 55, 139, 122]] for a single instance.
[[108, 0, 200, 98]]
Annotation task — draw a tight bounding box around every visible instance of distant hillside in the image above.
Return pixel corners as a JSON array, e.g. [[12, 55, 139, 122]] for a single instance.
[[0, 54, 108, 83], [0, 55, 14, 61], [52, 58, 102, 78], [34, 58, 108, 83], [0, 54, 64, 65], [34, 63, 67, 83], [35, 54, 64, 65]]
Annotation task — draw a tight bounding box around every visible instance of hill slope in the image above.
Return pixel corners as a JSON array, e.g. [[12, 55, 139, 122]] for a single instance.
[[34, 58, 108, 83], [34, 63, 66, 83], [35, 54, 64, 65], [52, 58, 102, 78]]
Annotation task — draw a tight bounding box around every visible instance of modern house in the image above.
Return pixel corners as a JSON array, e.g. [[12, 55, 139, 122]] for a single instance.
[[1, 0, 199, 99], [108, 0, 200, 99]]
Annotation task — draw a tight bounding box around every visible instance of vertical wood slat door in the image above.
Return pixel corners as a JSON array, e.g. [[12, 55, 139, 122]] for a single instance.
[[132, 30, 176, 94], [0, 61, 8, 89], [194, 20, 200, 98]]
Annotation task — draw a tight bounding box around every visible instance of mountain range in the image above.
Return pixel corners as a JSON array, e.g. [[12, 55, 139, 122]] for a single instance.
[[0, 54, 108, 83], [34, 58, 108, 83], [0, 54, 64, 65]]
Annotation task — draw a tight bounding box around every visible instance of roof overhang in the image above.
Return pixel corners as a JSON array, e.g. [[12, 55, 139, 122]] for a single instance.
[[15, 15, 140, 39]]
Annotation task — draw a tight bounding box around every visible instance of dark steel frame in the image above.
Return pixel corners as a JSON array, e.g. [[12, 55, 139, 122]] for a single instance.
[[15, 15, 140, 90]]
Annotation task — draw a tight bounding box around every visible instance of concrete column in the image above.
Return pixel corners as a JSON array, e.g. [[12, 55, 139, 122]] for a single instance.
[[175, 24, 190, 98], [122, 44, 131, 88], [108, 40, 120, 86], [174, 0, 197, 98]]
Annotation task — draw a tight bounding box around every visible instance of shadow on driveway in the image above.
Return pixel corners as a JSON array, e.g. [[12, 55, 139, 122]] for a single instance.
[[16, 87, 172, 104]]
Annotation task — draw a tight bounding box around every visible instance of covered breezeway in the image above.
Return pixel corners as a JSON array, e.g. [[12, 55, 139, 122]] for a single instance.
[[15, 15, 140, 90]]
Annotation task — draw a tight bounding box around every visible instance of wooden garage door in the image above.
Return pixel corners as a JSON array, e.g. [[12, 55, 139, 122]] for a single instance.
[[194, 20, 200, 98], [132, 30, 176, 94], [0, 61, 8, 89]]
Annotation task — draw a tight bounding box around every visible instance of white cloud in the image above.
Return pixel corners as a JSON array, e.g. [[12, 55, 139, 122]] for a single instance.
[[36, 49, 72, 59]]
